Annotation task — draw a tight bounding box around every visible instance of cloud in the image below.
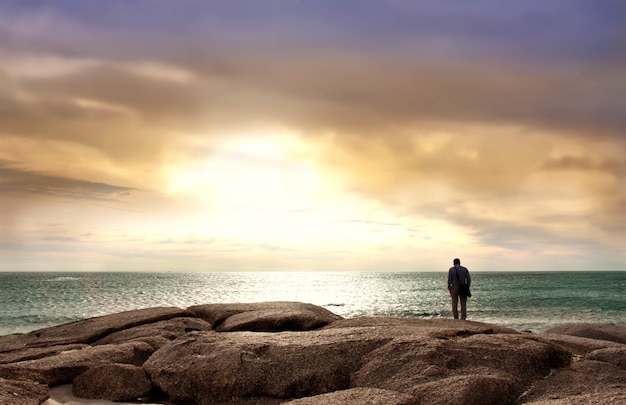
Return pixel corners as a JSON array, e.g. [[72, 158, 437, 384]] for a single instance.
[[1, 1, 625, 143], [0, 159, 135, 200], [1, 1, 625, 270], [540, 155, 624, 173]]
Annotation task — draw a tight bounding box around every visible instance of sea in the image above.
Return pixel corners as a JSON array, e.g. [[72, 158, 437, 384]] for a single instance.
[[1, 271, 625, 337]]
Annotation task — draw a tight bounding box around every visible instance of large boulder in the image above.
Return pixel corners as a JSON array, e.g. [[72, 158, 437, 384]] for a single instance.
[[352, 334, 556, 392], [0, 306, 189, 352], [24, 307, 189, 347], [143, 318, 564, 404], [541, 323, 626, 344], [0, 377, 49, 405], [94, 317, 213, 349], [143, 328, 391, 404], [0, 341, 153, 386], [72, 364, 152, 401], [187, 302, 343, 332]]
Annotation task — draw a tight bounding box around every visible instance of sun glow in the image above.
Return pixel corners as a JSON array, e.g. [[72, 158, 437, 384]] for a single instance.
[[165, 132, 343, 244], [160, 131, 474, 255]]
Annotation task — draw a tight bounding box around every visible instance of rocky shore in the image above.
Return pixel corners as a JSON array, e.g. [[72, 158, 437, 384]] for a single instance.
[[1, 302, 625, 405]]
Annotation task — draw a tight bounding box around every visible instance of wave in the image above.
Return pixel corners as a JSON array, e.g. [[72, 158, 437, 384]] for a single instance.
[[45, 276, 82, 282]]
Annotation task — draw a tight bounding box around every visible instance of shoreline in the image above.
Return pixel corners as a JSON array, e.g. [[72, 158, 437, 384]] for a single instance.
[[2, 302, 625, 404], [3, 271, 625, 339]]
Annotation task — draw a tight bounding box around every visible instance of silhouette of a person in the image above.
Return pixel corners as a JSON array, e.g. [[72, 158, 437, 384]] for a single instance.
[[448, 258, 471, 319]]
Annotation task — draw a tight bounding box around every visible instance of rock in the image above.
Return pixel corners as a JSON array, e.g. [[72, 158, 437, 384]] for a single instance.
[[542, 323, 626, 344], [0, 377, 49, 405], [517, 358, 626, 404], [0, 307, 190, 355], [143, 328, 391, 403], [586, 347, 626, 370], [72, 364, 152, 401], [352, 333, 556, 401], [24, 306, 189, 347], [410, 374, 519, 405], [0, 333, 37, 354], [217, 309, 335, 332], [0, 344, 87, 364], [94, 317, 212, 348], [537, 333, 623, 356], [187, 302, 342, 332], [284, 387, 416, 404], [0, 341, 154, 386], [2, 302, 623, 405], [143, 317, 564, 404]]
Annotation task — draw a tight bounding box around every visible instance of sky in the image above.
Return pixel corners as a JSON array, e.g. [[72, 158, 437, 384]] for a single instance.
[[1, 1, 625, 272]]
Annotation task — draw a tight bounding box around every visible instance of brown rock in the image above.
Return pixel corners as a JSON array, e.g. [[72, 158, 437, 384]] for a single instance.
[[542, 323, 626, 344], [410, 374, 518, 405], [94, 317, 212, 348], [24, 306, 189, 347], [352, 333, 555, 401], [517, 358, 626, 404], [143, 317, 563, 405], [3, 303, 623, 405], [72, 364, 152, 401], [143, 328, 391, 404], [187, 302, 342, 332], [0, 344, 87, 364], [0, 341, 154, 386], [0, 377, 49, 405], [0, 333, 37, 354], [585, 347, 626, 370], [216, 308, 336, 332], [284, 387, 416, 404], [537, 333, 623, 356]]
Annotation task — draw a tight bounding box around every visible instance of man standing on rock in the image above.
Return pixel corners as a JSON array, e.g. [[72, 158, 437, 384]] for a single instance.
[[448, 258, 471, 320]]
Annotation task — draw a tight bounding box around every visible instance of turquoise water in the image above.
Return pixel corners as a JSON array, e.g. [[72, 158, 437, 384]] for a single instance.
[[1, 271, 624, 336]]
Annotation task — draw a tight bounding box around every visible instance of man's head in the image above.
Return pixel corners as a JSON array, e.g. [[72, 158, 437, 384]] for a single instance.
[[453, 258, 461, 265]]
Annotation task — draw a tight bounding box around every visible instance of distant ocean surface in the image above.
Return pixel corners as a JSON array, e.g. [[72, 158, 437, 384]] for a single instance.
[[1, 271, 625, 336]]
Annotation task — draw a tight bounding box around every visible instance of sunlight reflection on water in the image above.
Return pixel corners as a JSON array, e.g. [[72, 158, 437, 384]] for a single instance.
[[1, 271, 624, 335]]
